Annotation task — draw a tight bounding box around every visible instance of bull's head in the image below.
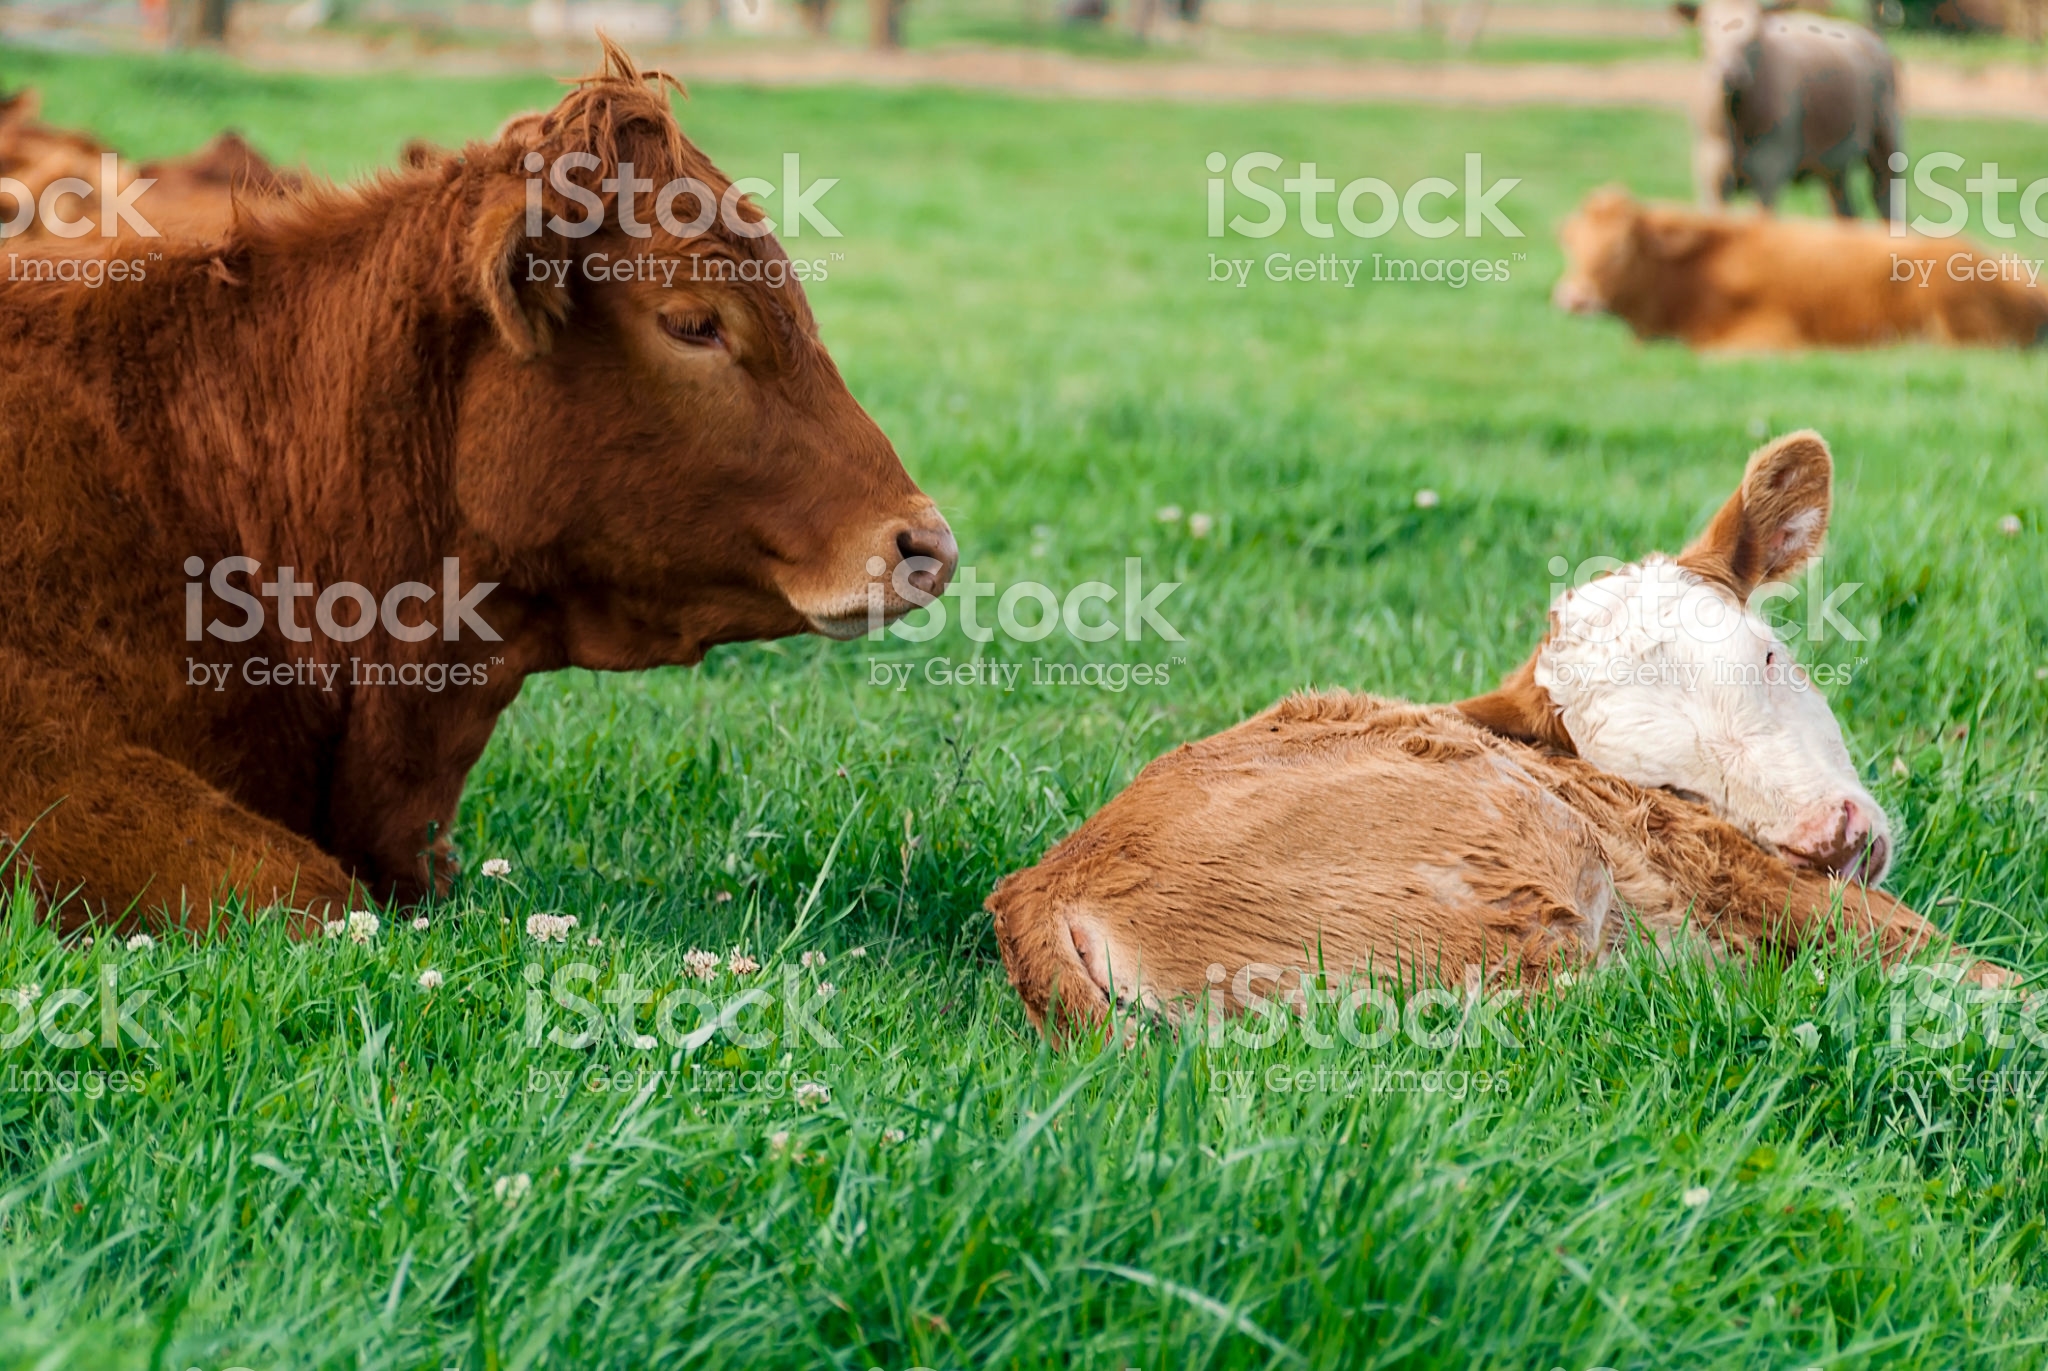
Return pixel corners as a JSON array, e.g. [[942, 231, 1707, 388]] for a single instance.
[[449, 43, 956, 669], [1462, 432, 1893, 883]]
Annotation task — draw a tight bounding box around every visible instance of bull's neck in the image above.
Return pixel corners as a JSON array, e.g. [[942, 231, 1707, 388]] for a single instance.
[[73, 175, 488, 591]]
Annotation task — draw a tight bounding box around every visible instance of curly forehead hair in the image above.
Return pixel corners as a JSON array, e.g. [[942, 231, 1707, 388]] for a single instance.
[[483, 38, 773, 256]]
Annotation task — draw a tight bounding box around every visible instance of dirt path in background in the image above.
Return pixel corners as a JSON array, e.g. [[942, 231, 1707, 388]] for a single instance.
[[624, 44, 2048, 119], [14, 12, 2048, 120], [221, 33, 2048, 120]]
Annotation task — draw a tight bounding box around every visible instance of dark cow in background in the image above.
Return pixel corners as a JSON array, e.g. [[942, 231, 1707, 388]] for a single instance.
[[1677, 0, 1902, 220]]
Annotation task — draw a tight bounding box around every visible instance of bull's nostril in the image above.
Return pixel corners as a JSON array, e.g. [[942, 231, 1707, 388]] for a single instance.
[[896, 524, 959, 598]]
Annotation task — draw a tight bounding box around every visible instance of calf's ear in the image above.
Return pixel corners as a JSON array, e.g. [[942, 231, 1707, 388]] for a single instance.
[[1678, 430, 1833, 598], [468, 184, 572, 360], [1457, 654, 1576, 753], [1672, 1, 1700, 20]]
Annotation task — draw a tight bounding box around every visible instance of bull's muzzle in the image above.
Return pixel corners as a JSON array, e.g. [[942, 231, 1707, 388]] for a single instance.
[[895, 521, 959, 601]]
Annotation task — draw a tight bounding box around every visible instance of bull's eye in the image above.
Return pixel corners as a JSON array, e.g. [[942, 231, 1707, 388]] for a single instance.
[[660, 313, 724, 349]]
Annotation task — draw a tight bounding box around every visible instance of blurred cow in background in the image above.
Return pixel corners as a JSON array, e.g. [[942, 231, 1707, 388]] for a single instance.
[[1553, 187, 2048, 350], [0, 89, 296, 244], [1677, 0, 1902, 220]]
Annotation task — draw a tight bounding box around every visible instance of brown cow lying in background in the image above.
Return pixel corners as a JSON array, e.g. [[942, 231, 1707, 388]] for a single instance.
[[0, 43, 955, 930], [135, 131, 302, 239], [990, 433, 2008, 1040], [1, 89, 297, 244], [1553, 187, 2048, 350]]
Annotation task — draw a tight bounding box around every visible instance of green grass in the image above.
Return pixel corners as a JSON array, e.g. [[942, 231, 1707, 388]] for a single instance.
[[3, 43, 2048, 1369]]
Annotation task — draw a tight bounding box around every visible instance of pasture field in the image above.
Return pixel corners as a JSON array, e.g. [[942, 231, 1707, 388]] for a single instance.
[[3, 43, 2048, 1368]]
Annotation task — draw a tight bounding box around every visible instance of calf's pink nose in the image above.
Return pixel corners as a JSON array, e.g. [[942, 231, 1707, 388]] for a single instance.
[[1787, 798, 1887, 882]]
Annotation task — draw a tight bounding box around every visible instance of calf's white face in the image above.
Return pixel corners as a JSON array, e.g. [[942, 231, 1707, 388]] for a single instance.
[[1537, 556, 1888, 880], [1461, 431, 1892, 882]]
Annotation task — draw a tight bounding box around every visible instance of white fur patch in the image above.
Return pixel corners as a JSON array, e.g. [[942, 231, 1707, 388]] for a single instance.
[[1534, 557, 1889, 877]]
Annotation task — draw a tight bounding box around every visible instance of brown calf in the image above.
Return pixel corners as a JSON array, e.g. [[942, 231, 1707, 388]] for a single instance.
[[989, 435, 2005, 1040]]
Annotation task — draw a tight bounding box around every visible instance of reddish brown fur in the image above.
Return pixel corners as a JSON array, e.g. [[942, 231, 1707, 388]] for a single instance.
[[1553, 187, 2048, 350], [988, 694, 1985, 1039], [0, 45, 951, 931], [134, 132, 303, 240]]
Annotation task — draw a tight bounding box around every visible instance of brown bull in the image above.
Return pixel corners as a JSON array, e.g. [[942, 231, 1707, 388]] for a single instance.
[[0, 45, 955, 930]]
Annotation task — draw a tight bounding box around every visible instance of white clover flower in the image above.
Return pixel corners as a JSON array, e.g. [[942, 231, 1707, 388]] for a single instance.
[[1155, 504, 1182, 523], [727, 949, 760, 977], [1812, 965, 1828, 986], [418, 969, 444, 990], [794, 1080, 830, 1109], [493, 1172, 531, 1204], [683, 949, 720, 981], [411, 916, 430, 932], [1998, 514, 2023, 537], [1414, 488, 1441, 509], [586, 935, 603, 947], [712, 890, 733, 904], [525, 913, 576, 944], [801, 950, 827, 970], [1187, 512, 1214, 538], [126, 933, 156, 951], [347, 911, 380, 944], [480, 858, 512, 879], [78, 937, 93, 951], [1792, 1021, 1820, 1052], [767, 1129, 792, 1156], [881, 1127, 907, 1146], [817, 981, 837, 1000], [847, 946, 867, 959], [1682, 1186, 1711, 1208], [323, 920, 346, 940], [8, 983, 39, 1009], [632, 1033, 657, 1050]]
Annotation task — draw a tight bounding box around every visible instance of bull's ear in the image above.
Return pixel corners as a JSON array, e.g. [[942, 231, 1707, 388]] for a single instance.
[[1457, 654, 1576, 753], [468, 184, 571, 360], [1672, 1, 1700, 20], [1679, 430, 1833, 597]]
